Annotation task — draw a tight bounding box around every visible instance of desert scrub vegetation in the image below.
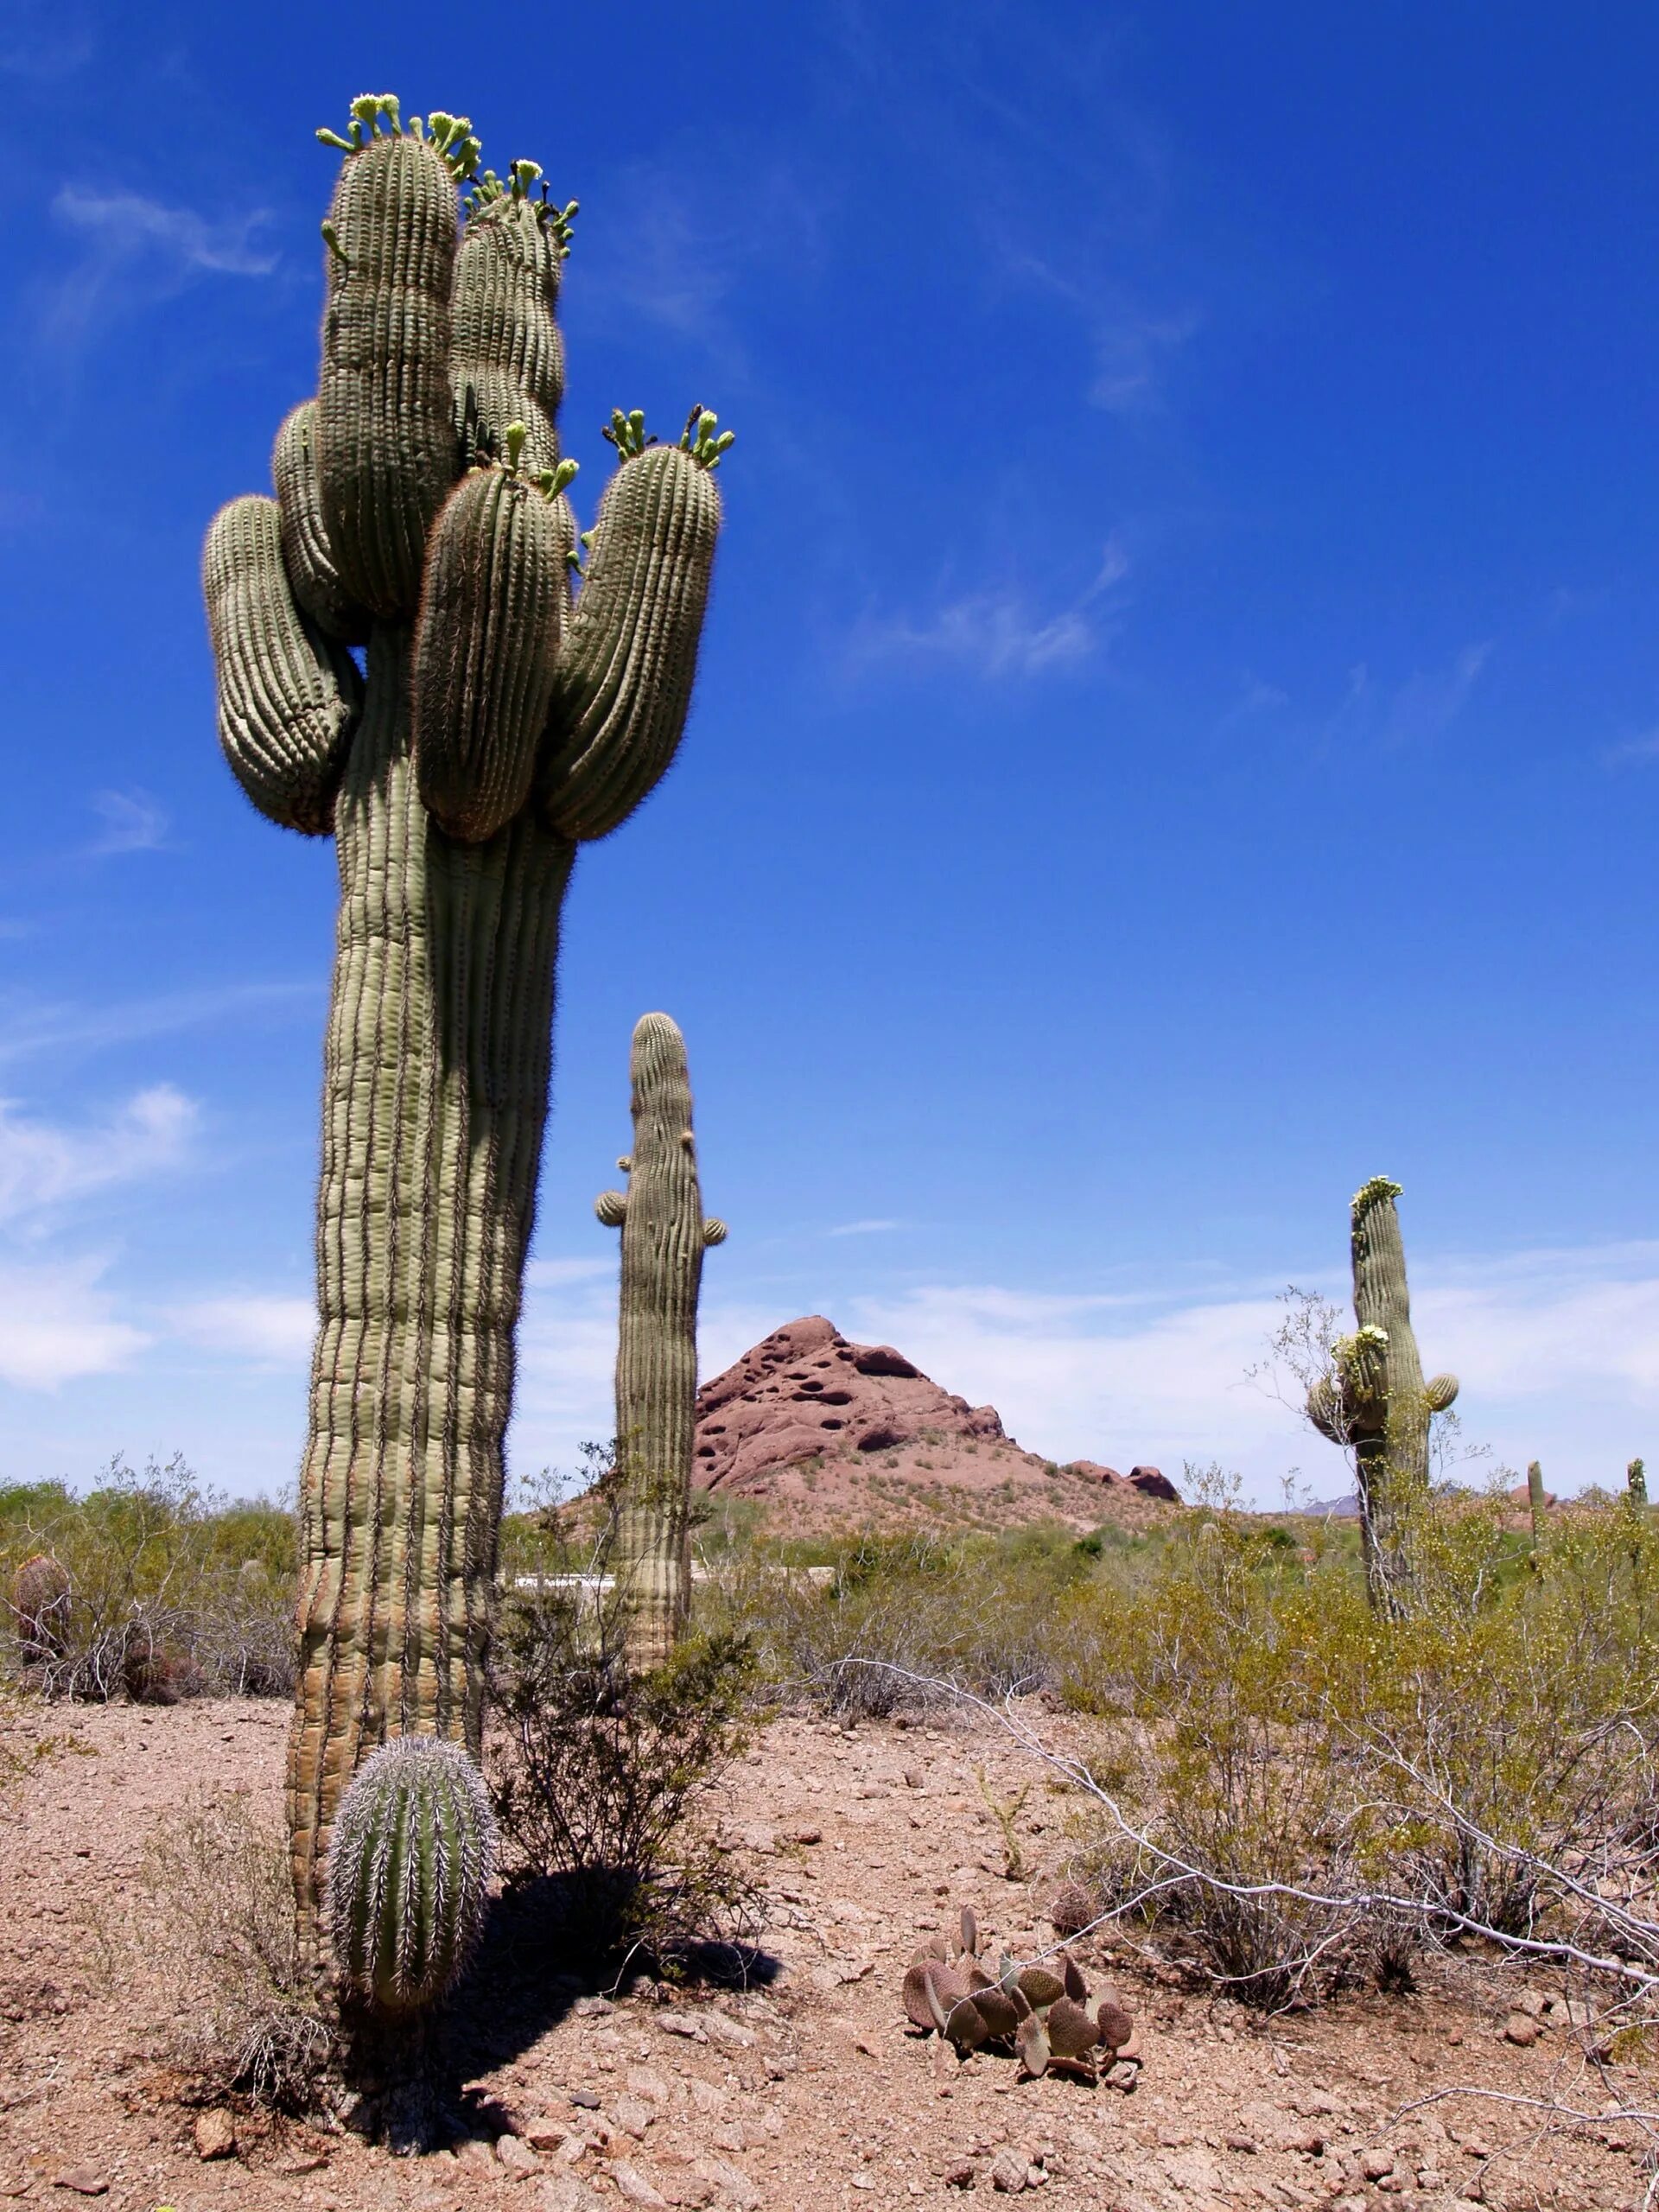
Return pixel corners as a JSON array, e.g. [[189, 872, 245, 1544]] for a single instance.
[[702, 1522, 1149, 1719], [1049, 1484, 1659, 2015], [490, 1463, 760, 1977], [1, 1457, 296, 1700]]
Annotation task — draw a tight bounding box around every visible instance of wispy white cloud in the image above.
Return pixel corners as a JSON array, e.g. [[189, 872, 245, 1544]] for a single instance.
[[853, 537, 1130, 679], [1324, 642, 1493, 751], [169, 1294, 315, 1364], [41, 188, 276, 350], [86, 788, 169, 858], [0, 1255, 148, 1389], [828, 1218, 902, 1237], [1381, 640, 1492, 747], [1088, 298, 1202, 416], [0, 981, 315, 1068], [0, 1084, 196, 1227], [1602, 728, 1659, 769]]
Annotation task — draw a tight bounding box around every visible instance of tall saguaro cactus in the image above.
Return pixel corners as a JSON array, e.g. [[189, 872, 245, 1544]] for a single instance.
[[201, 95, 732, 1959], [595, 1014, 725, 1668], [1307, 1178, 1459, 1612]]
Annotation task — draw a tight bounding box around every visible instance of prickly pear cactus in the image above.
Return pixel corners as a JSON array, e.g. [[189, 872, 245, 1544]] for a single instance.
[[201, 93, 733, 1960], [328, 1735, 495, 2013], [899, 1904, 1139, 2084], [1306, 1178, 1459, 1611], [595, 1014, 725, 1669]]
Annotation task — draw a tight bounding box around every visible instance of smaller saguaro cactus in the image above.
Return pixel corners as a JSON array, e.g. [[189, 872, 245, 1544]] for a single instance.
[[596, 1014, 725, 1669], [327, 1736, 495, 2014], [1526, 1460, 1548, 1541], [1630, 1458, 1649, 1510], [1307, 1178, 1459, 1612]]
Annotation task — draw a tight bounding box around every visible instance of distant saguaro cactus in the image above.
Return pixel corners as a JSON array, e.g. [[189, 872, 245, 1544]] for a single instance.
[[1307, 1178, 1458, 1612], [328, 1736, 495, 2013], [1526, 1459, 1548, 1542], [201, 94, 732, 1961], [595, 1014, 725, 1669], [1630, 1458, 1649, 1509]]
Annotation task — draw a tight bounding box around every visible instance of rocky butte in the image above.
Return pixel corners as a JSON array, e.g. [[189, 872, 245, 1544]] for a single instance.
[[690, 1316, 1179, 1536]]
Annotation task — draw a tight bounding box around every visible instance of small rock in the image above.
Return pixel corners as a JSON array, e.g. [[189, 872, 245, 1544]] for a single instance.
[[785, 1827, 822, 1846], [1515, 1989, 1548, 2018], [575, 1996, 615, 2016], [1287, 2131, 1325, 2158], [51, 2171, 109, 2198], [1360, 2149, 1395, 2183], [660, 2015, 709, 2041], [1503, 2012, 1538, 2047], [694, 2153, 762, 2209], [497, 2133, 541, 2175], [194, 2109, 238, 2162], [702, 2013, 756, 2050], [1224, 2134, 1258, 2154], [942, 2162, 976, 2190], [627, 2068, 672, 2105], [611, 2162, 671, 2208], [904, 1768, 925, 1789], [710, 2124, 745, 2154], [271, 2152, 328, 2175], [1024, 2164, 1049, 2189], [989, 2148, 1028, 2193], [524, 2117, 570, 2152], [613, 2096, 655, 2140], [537, 2180, 605, 2212], [572, 2088, 605, 2107]]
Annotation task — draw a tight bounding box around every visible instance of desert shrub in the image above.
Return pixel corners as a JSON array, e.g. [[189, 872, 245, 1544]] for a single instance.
[[1053, 1490, 1659, 2010], [127, 1789, 334, 2108], [0, 1457, 296, 1700], [489, 1469, 758, 1974], [707, 1522, 1105, 1718]]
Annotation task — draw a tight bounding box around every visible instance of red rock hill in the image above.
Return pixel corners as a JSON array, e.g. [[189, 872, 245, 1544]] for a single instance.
[[692, 1315, 1179, 1536]]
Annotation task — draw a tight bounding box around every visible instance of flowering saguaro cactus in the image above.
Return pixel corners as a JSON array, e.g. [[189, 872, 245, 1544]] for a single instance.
[[1307, 1178, 1458, 1611], [201, 94, 733, 1960], [595, 1014, 725, 1669]]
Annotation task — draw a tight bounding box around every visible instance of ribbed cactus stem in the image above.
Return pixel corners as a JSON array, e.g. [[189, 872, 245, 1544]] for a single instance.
[[328, 1735, 495, 2012], [201, 94, 728, 1982], [1630, 1458, 1649, 1510], [595, 1014, 724, 1669], [1308, 1179, 1459, 1614], [1527, 1459, 1547, 1541]]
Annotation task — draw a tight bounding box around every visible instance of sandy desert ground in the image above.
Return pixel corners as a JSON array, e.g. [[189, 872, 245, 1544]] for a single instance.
[[0, 1699, 1646, 2212]]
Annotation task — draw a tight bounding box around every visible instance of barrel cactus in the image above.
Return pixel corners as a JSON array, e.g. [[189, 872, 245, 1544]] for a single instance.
[[595, 1014, 725, 1669], [1307, 1178, 1458, 1611], [6, 1554, 70, 1665], [900, 1906, 1138, 2082], [328, 1735, 496, 2013], [201, 93, 732, 1958]]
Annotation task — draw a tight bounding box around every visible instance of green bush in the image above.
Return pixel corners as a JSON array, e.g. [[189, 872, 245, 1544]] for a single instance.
[[1, 1456, 296, 1700]]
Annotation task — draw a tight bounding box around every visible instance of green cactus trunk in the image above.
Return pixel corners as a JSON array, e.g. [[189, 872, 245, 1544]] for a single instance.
[[202, 99, 733, 1971], [288, 629, 574, 1942], [1307, 1179, 1459, 1616], [1630, 1458, 1649, 1510], [1526, 1459, 1547, 1541], [595, 1014, 724, 1670]]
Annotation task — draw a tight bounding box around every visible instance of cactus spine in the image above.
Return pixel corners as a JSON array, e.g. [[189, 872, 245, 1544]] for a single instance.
[[202, 96, 731, 1963], [595, 1014, 725, 1669], [328, 1735, 495, 2012], [1307, 1178, 1459, 1613]]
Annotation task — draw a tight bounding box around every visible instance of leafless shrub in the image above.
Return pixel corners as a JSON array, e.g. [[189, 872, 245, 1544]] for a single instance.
[[130, 1790, 334, 2110], [490, 1458, 760, 1974]]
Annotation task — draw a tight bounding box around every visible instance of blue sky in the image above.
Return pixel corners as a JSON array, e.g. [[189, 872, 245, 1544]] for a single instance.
[[1, 1, 1656, 1505]]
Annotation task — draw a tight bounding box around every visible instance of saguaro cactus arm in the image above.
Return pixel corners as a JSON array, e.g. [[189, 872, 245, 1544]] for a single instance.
[[597, 1013, 721, 1668], [538, 418, 726, 842], [203, 495, 365, 835], [202, 93, 732, 1977]]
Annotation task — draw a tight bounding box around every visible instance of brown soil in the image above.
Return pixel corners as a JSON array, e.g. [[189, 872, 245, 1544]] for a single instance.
[[0, 1699, 1643, 2212]]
